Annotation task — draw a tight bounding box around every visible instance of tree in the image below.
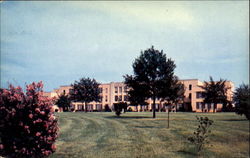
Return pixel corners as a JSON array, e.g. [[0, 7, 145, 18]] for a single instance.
[[200, 76, 229, 113], [234, 84, 250, 120], [113, 102, 128, 116], [124, 46, 177, 118], [0, 82, 58, 158], [160, 76, 185, 128], [70, 77, 100, 112], [124, 75, 149, 111], [55, 92, 71, 112]]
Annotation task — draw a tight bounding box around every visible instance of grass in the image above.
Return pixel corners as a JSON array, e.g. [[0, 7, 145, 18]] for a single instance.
[[50, 112, 249, 158]]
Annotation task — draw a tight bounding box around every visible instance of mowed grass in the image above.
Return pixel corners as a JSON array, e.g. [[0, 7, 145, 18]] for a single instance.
[[50, 112, 249, 158]]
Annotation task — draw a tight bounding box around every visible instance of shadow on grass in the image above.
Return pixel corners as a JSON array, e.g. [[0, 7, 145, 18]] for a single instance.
[[220, 119, 247, 121], [176, 150, 197, 157], [104, 115, 152, 119], [132, 125, 164, 129]]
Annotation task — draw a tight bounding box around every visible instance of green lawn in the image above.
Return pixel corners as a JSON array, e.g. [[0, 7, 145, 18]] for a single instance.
[[50, 112, 249, 158]]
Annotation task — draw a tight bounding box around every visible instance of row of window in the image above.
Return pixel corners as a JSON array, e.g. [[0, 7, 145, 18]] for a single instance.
[[114, 86, 128, 93], [196, 102, 215, 109], [114, 95, 128, 102]]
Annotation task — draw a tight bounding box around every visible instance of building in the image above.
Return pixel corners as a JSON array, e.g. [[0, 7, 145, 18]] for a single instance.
[[43, 79, 234, 112]]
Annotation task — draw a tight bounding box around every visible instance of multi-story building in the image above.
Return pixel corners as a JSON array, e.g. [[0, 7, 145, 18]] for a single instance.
[[43, 79, 234, 112]]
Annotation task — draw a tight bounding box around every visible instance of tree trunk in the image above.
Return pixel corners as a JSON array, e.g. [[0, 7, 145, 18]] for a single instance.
[[213, 103, 217, 113], [175, 102, 177, 113], [85, 102, 88, 113], [167, 109, 170, 128], [153, 96, 156, 118]]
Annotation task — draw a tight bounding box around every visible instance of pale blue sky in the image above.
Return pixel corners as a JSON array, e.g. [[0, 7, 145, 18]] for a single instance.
[[1, 1, 249, 91]]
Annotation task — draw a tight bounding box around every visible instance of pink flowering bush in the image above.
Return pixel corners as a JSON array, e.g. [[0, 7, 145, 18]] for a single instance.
[[0, 82, 58, 158]]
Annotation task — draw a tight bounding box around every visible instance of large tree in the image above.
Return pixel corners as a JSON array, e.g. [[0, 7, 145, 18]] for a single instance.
[[55, 92, 71, 112], [234, 83, 250, 120], [70, 77, 101, 112], [200, 76, 229, 113], [124, 75, 149, 111], [124, 46, 177, 118]]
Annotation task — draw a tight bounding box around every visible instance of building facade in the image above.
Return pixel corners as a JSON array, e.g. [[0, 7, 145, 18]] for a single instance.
[[43, 79, 234, 112]]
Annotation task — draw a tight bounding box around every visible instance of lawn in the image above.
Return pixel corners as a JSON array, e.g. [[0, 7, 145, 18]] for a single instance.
[[50, 112, 249, 158]]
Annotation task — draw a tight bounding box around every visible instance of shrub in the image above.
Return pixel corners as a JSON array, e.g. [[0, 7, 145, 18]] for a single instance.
[[104, 104, 111, 112], [127, 107, 133, 112], [0, 82, 58, 158], [113, 102, 127, 116], [188, 116, 213, 153]]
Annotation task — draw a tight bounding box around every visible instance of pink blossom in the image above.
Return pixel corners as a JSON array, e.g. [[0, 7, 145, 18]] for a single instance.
[[36, 132, 41, 136], [29, 114, 33, 119]]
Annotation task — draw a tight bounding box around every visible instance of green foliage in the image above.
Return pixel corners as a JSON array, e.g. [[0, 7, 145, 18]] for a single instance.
[[124, 46, 178, 118], [55, 92, 71, 112], [113, 102, 128, 116], [124, 75, 149, 106], [188, 116, 213, 153], [70, 77, 100, 112], [200, 76, 230, 112], [234, 83, 250, 120], [161, 76, 185, 111]]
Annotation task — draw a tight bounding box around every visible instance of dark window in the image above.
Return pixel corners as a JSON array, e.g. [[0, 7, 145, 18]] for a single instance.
[[119, 87, 122, 93], [115, 87, 118, 93], [189, 84, 192, 90], [124, 95, 128, 101], [115, 96, 118, 101], [196, 92, 204, 98], [118, 95, 122, 101], [105, 96, 108, 102], [207, 103, 211, 109], [63, 90, 66, 94], [105, 88, 108, 93], [99, 88, 103, 93], [196, 102, 200, 109], [189, 93, 192, 99], [124, 86, 128, 92]]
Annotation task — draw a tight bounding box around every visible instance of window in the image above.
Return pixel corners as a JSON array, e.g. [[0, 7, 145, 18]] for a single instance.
[[63, 90, 66, 94], [196, 92, 203, 98], [115, 96, 118, 101], [207, 103, 211, 109], [189, 93, 192, 99], [115, 87, 118, 93], [189, 84, 192, 90], [119, 87, 122, 93], [105, 96, 108, 102], [196, 102, 202, 109], [100, 96, 103, 102], [118, 95, 122, 101], [124, 86, 128, 93], [99, 88, 103, 93], [105, 88, 108, 93], [124, 95, 128, 101]]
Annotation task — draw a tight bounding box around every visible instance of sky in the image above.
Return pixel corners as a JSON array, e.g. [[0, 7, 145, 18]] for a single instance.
[[1, 1, 249, 92]]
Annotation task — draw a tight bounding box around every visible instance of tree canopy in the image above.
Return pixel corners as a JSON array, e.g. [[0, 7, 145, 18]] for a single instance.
[[234, 83, 250, 120], [124, 46, 178, 118], [55, 92, 71, 112], [200, 76, 229, 112], [70, 77, 100, 112]]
